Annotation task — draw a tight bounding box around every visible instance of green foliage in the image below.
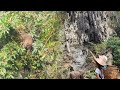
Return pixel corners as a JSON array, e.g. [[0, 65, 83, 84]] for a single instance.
[[114, 11, 120, 37], [83, 70, 96, 79], [88, 41, 107, 55], [0, 11, 64, 79], [107, 37, 120, 66], [89, 36, 120, 67], [95, 42, 107, 54]]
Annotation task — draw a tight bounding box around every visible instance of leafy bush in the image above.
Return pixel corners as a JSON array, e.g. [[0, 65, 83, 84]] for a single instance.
[[88, 36, 120, 67], [0, 11, 64, 79], [83, 70, 96, 79], [107, 37, 120, 66]]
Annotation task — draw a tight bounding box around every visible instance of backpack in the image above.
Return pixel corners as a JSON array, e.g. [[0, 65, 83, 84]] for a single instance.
[[103, 65, 119, 79]]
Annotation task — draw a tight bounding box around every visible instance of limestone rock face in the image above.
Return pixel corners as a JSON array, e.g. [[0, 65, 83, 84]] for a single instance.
[[63, 11, 117, 72]]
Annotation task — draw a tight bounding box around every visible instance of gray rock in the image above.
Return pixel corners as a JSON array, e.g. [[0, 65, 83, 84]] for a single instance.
[[63, 11, 117, 73]]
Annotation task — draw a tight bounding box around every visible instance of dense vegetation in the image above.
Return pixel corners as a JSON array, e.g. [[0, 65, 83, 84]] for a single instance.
[[1, 11, 120, 79], [0, 11, 64, 79]]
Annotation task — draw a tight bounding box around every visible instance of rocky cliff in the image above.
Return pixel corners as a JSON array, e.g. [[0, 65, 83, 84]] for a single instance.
[[62, 11, 117, 76]]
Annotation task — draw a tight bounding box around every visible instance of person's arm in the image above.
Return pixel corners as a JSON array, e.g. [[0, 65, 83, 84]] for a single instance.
[[95, 68, 102, 79], [96, 74, 101, 79], [87, 49, 97, 61]]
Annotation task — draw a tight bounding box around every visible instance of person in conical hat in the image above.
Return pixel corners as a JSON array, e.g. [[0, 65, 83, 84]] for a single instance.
[[95, 55, 108, 66], [88, 50, 108, 79]]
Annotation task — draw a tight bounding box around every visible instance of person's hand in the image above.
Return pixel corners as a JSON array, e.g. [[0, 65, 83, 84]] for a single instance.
[[84, 48, 90, 53], [88, 49, 92, 53], [83, 48, 89, 52], [83, 48, 94, 56]]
